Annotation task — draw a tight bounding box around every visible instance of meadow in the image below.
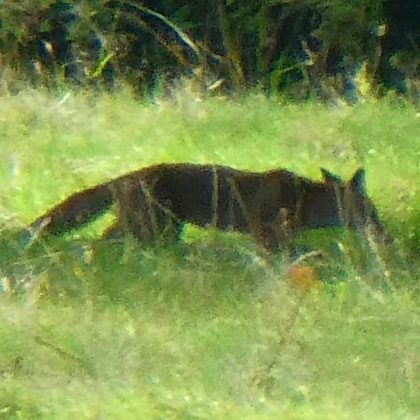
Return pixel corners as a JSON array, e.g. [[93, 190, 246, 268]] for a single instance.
[[0, 88, 419, 418]]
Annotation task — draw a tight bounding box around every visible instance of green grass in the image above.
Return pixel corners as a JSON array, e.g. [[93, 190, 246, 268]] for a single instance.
[[0, 88, 419, 418]]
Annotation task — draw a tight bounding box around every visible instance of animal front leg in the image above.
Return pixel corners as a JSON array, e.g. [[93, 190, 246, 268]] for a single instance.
[[255, 208, 295, 252], [255, 223, 280, 252]]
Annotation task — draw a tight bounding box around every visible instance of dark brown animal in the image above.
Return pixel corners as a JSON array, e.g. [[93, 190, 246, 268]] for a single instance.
[[26, 163, 390, 250]]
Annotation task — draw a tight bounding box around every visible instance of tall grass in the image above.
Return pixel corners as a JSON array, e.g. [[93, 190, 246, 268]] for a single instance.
[[0, 89, 419, 418]]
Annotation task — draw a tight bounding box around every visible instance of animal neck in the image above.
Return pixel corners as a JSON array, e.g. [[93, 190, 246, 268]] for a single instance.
[[299, 184, 344, 229]]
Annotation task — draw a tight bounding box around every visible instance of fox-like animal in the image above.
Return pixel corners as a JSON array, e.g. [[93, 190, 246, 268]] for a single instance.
[[25, 163, 390, 251]]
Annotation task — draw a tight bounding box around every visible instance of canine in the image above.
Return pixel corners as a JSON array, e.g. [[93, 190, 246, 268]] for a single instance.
[[26, 163, 390, 251]]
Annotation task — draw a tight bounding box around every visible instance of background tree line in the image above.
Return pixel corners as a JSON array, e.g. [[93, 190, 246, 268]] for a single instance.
[[0, 0, 418, 101]]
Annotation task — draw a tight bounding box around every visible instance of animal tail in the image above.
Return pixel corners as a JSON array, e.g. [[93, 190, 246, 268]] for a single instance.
[[27, 182, 115, 237]]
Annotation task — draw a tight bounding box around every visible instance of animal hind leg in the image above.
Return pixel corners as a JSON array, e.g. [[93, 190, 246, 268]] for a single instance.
[[103, 221, 124, 240], [112, 179, 181, 246]]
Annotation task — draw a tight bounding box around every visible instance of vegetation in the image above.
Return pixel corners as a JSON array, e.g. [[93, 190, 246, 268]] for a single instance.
[[0, 89, 419, 418], [0, 0, 418, 99], [0, 3, 418, 418]]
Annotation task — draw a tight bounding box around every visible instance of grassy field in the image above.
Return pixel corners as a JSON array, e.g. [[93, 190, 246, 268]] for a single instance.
[[0, 88, 419, 418]]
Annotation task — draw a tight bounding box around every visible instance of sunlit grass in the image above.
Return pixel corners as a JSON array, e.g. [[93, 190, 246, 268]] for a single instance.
[[0, 88, 419, 418]]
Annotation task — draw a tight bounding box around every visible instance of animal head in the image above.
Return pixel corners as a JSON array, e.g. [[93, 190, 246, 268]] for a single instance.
[[320, 168, 391, 244]]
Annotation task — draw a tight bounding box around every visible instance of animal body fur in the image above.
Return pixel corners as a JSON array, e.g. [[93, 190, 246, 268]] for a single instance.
[[26, 163, 390, 250]]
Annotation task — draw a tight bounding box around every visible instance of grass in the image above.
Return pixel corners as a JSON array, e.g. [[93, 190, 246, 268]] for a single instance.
[[0, 88, 419, 418]]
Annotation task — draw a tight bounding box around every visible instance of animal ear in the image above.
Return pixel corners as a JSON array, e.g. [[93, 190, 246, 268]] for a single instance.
[[349, 168, 366, 194], [320, 168, 342, 184]]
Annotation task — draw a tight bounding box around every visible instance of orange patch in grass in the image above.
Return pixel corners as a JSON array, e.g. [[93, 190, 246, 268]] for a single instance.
[[289, 265, 321, 290]]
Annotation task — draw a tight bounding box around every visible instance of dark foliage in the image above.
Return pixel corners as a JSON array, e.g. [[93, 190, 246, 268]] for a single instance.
[[0, 0, 418, 99]]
